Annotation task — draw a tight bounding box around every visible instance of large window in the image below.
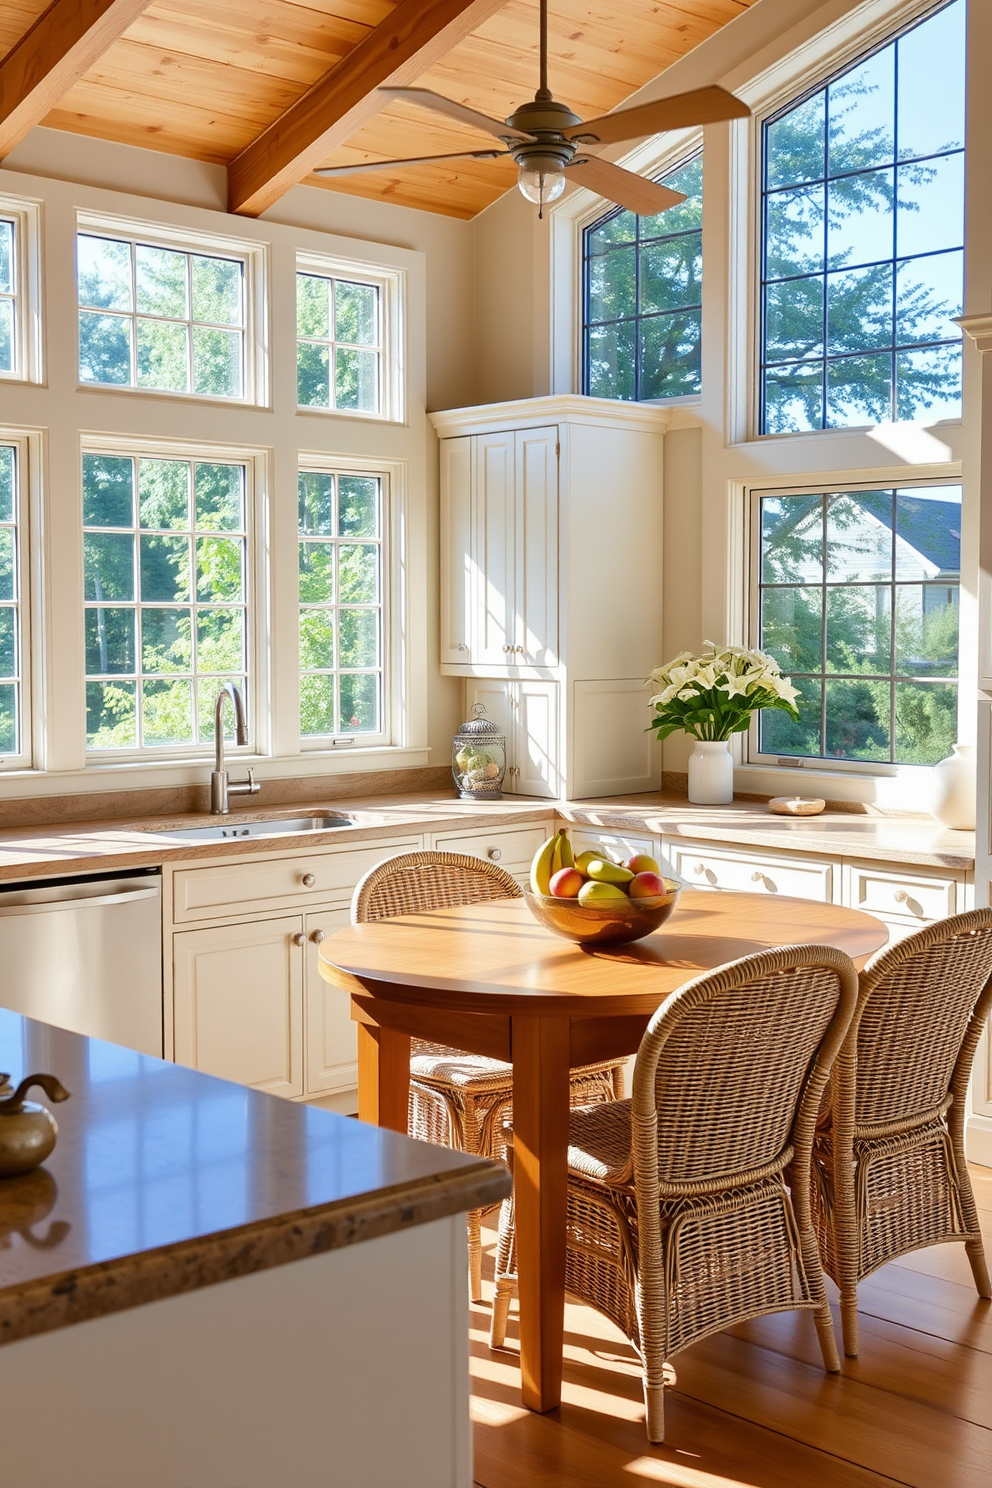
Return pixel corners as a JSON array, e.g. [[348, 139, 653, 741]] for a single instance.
[[754, 484, 960, 765], [297, 270, 381, 415], [0, 443, 26, 760], [760, 0, 965, 434], [77, 231, 247, 399], [298, 468, 384, 741], [83, 450, 250, 753], [582, 155, 703, 402]]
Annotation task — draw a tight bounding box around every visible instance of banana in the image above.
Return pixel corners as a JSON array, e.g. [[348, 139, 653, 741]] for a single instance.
[[558, 828, 574, 870], [529, 833, 559, 896], [551, 833, 563, 876]]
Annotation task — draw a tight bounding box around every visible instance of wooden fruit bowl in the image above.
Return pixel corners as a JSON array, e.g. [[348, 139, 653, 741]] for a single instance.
[[523, 879, 681, 945]]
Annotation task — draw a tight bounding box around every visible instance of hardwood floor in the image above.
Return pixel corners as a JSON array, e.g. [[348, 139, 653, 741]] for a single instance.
[[470, 1165, 992, 1488]]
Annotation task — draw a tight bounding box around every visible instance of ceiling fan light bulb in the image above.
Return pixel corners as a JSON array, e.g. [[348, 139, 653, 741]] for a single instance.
[[516, 159, 567, 208]]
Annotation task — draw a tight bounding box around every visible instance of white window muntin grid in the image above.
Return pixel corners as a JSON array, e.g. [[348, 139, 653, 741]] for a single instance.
[[299, 464, 389, 748], [0, 439, 29, 767], [0, 217, 17, 379], [745, 475, 961, 774], [295, 251, 404, 423], [296, 270, 382, 414], [77, 232, 247, 400], [82, 442, 257, 760]]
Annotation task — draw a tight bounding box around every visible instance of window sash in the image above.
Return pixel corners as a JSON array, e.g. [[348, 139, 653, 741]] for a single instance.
[[0, 439, 30, 768]]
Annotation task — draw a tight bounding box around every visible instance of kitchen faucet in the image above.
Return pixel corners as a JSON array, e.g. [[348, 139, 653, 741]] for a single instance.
[[210, 682, 260, 814]]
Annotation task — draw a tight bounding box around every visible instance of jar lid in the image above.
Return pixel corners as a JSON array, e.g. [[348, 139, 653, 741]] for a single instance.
[[456, 703, 502, 737]]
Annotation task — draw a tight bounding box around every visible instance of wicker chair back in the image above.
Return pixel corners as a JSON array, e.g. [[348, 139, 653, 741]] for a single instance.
[[631, 944, 859, 1195], [351, 850, 521, 924], [847, 909, 992, 1129]]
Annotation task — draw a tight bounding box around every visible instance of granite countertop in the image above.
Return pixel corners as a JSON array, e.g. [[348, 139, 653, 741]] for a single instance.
[[0, 789, 974, 881], [0, 1012, 510, 1348]]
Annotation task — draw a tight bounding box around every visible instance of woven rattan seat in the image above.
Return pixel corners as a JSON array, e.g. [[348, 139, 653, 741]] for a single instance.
[[811, 909, 992, 1358], [490, 942, 859, 1442], [351, 850, 624, 1300]]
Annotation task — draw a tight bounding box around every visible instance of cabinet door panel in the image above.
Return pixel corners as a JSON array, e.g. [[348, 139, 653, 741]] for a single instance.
[[515, 680, 560, 798], [440, 436, 473, 664], [305, 906, 356, 1096], [473, 433, 515, 664], [173, 916, 304, 1097], [515, 426, 558, 665]]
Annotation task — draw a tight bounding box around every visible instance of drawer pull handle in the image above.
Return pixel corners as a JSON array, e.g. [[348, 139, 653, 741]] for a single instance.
[[751, 871, 764, 883], [488, 848, 502, 861], [893, 890, 909, 904], [310, 929, 325, 945], [292, 932, 306, 947], [301, 873, 317, 888], [693, 863, 706, 875]]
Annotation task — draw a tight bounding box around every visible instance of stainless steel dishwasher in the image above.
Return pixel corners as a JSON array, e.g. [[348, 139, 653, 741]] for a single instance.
[[0, 867, 163, 1055]]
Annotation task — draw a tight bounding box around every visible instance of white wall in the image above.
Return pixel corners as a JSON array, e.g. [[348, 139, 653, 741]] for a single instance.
[[1, 128, 476, 785]]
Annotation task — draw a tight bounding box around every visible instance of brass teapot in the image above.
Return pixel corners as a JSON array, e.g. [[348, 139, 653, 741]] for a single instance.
[[0, 1074, 70, 1178]]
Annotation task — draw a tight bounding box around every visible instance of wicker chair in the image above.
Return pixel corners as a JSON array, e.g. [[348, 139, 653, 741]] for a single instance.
[[351, 850, 624, 1301], [490, 942, 859, 1443], [811, 909, 992, 1359]]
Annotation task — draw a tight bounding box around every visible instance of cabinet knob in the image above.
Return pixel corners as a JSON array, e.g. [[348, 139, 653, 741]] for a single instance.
[[292, 932, 306, 947], [488, 848, 502, 861], [310, 929, 325, 944], [516, 646, 525, 655], [751, 871, 766, 885], [301, 872, 316, 888], [502, 643, 512, 652], [457, 643, 469, 652], [893, 889, 909, 904], [693, 863, 706, 875]]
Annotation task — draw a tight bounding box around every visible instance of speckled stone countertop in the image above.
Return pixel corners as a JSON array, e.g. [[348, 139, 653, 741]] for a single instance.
[[0, 1012, 510, 1348], [0, 788, 973, 881]]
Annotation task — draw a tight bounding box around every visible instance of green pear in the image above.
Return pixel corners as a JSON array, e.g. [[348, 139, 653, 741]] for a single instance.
[[587, 858, 634, 885], [578, 879, 628, 905]]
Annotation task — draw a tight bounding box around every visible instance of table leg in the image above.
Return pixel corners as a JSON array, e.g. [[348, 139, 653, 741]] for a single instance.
[[356, 1018, 410, 1133], [511, 1014, 570, 1413]]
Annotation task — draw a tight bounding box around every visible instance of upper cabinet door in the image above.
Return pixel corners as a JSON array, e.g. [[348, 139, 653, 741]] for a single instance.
[[439, 436, 473, 664], [473, 432, 516, 664], [514, 427, 559, 667]]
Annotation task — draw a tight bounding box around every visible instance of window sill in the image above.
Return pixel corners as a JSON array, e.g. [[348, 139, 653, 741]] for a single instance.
[[734, 760, 952, 812], [0, 746, 432, 799]]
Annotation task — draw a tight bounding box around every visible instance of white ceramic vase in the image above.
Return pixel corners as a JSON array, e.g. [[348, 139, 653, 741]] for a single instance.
[[930, 742, 976, 830], [687, 739, 734, 805]]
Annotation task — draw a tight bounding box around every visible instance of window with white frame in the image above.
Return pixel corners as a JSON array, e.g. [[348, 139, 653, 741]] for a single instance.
[[77, 228, 249, 400], [83, 449, 251, 753], [295, 254, 403, 420], [752, 482, 960, 766], [582, 154, 703, 401], [760, 0, 965, 434], [0, 442, 27, 762], [0, 217, 16, 377], [298, 467, 385, 741]]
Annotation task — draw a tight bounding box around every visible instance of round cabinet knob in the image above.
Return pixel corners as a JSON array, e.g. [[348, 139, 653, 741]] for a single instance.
[[502, 643, 511, 652], [693, 863, 705, 875], [292, 932, 306, 947], [457, 643, 469, 651], [301, 873, 316, 888], [488, 848, 502, 861], [893, 889, 909, 904], [310, 929, 325, 944]]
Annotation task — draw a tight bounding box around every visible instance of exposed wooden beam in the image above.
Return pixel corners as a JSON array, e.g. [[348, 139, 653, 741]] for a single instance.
[[0, 0, 155, 159], [227, 0, 510, 219]]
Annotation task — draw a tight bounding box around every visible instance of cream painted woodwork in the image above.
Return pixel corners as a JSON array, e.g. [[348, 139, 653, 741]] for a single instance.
[[430, 818, 554, 887], [465, 675, 562, 798], [304, 905, 356, 1097], [433, 397, 666, 800], [668, 838, 837, 905], [173, 914, 305, 1097]]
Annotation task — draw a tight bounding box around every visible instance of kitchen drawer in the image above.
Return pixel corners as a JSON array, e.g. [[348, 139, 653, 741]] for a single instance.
[[669, 840, 834, 903], [172, 836, 423, 922], [846, 862, 958, 926], [567, 827, 658, 865], [431, 822, 553, 869]]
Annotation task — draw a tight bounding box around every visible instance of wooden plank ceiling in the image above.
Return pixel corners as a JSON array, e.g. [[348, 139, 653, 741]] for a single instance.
[[1, 0, 754, 219]]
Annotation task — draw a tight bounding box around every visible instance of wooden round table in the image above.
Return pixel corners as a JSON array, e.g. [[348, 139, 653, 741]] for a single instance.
[[318, 889, 888, 1414]]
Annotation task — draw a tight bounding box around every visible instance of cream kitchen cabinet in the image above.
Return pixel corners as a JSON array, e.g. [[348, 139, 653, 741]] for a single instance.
[[304, 906, 356, 1097], [173, 915, 305, 1098], [430, 819, 554, 888], [433, 396, 666, 799]]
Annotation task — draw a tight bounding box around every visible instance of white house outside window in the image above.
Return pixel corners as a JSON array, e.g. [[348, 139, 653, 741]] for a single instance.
[[759, 0, 965, 434]]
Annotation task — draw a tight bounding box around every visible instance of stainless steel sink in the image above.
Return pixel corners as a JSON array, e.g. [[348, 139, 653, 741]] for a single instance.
[[153, 813, 355, 843]]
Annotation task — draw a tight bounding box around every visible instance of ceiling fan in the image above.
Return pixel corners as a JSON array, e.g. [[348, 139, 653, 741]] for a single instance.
[[314, 0, 749, 216]]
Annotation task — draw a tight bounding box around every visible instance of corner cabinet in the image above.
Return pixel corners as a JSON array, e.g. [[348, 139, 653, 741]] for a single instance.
[[433, 396, 667, 800]]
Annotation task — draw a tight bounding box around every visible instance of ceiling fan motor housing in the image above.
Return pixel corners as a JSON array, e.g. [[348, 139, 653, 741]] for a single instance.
[[504, 96, 582, 171]]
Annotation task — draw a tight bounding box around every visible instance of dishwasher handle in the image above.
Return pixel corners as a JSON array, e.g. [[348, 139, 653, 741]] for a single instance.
[[0, 886, 160, 916]]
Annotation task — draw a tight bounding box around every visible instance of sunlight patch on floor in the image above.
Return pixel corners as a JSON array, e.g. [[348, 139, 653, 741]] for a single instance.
[[624, 1455, 756, 1488]]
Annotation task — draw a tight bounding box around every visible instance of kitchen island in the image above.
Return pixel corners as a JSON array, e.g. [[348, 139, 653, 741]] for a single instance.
[[0, 1009, 509, 1488]]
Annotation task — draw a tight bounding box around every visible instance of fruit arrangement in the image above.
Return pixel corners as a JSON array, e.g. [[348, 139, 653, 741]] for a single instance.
[[529, 828, 668, 905], [454, 744, 502, 794]]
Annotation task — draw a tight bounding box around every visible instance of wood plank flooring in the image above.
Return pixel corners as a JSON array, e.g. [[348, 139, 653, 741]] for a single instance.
[[470, 1166, 992, 1488]]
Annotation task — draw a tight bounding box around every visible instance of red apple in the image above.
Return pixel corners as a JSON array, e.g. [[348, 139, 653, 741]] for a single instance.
[[549, 866, 584, 898], [625, 853, 661, 876], [629, 871, 665, 899]]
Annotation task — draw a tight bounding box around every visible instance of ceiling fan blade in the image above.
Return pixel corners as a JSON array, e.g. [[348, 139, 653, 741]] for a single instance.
[[565, 156, 687, 216], [566, 85, 750, 146], [314, 149, 508, 178], [377, 87, 537, 142]]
